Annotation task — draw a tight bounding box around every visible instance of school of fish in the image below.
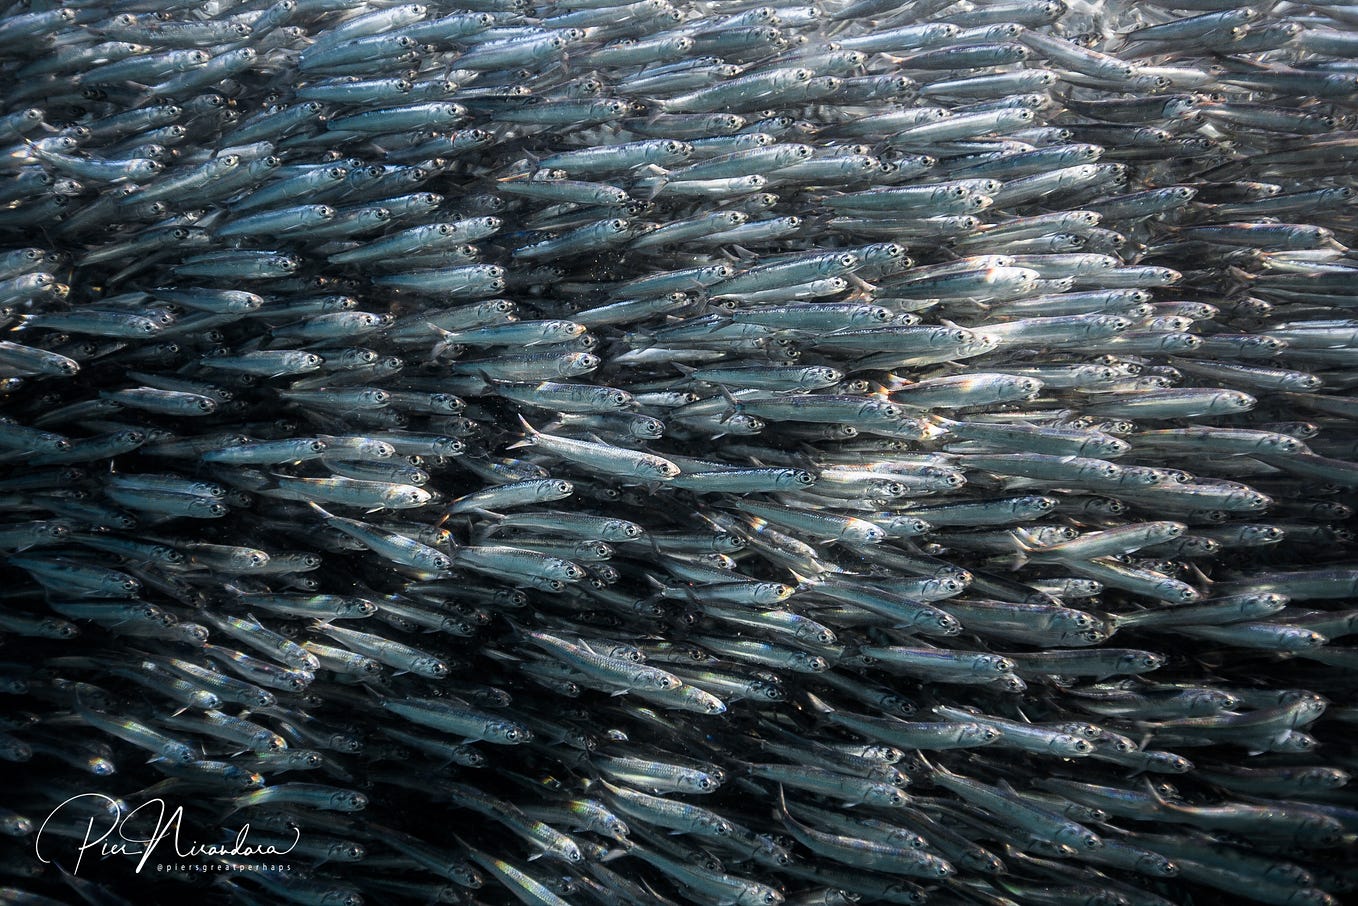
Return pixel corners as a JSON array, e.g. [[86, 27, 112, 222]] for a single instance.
[[0, 0, 1356, 903]]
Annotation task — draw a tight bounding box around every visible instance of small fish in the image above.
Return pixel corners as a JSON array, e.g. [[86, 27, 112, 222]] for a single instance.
[[2, 6, 1356, 906]]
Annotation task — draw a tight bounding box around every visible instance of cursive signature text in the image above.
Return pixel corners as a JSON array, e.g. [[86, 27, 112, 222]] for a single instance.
[[36, 794, 298, 875]]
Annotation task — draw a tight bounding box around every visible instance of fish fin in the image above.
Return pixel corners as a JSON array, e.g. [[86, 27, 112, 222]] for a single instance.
[[637, 174, 667, 202], [1214, 53, 1275, 73], [773, 784, 796, 824], [802, 691, 835, 716], [426, 324, 463, 359], [500, 615, 531, 640], [636, 876, 669, 902], [846, 272, 876, 294], [16, 138, 42, 162], [714, 382, 743, 423], [913, 751, 944, 776], [1185, 561, 1213, 587], [923, 412, 958, 432], [1142, 776, 1176, 810], [506, 415, 539, 449]]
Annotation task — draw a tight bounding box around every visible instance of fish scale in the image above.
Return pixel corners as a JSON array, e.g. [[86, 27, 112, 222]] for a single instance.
[[0, 0, 1354, 904]]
